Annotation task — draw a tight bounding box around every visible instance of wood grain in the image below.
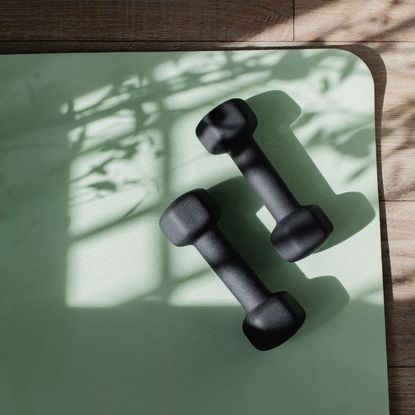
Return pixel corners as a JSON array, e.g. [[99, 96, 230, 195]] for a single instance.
[[1, 0, 415, 411], [383, 201, 415, 366], [373, 43, 415, 201], [0, 0, 293, 41], [389, 367, 415, 415], [295, 0, 415, 41]]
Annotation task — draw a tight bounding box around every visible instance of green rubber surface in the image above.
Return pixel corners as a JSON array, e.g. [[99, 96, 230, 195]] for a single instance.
[[0, 50, 389, 414]]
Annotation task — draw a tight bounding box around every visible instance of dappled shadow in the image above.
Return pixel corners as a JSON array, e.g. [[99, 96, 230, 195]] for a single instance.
[[210, 177, 349, 336], [293, 1, 415, 202], [0, 49, 390, 414], [247, 90, 375, 250], [294, 0, 415, 42]]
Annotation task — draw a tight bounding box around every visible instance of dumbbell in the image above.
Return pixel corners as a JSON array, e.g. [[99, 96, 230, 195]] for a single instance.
[[196, 98, 333, 262], [159, 189, 306, 351]]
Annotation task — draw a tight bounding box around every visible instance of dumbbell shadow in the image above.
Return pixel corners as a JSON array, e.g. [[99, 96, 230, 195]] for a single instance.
[[159, 189, 306, 350], [246, 90, 375, 252], [209, 178, 349, 336]]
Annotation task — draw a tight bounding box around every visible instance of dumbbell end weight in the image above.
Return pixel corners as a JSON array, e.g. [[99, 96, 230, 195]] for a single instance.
[[196, 98, 257, 155], [196, 98, 334, 262], [243, 291, 306, 351], [271, 204, 333, 262], [160, 189, 306, 350], [159, 189, 220, 247]]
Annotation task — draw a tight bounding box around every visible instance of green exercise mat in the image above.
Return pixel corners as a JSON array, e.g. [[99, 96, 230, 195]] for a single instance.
[[0, 49, 389, 414]]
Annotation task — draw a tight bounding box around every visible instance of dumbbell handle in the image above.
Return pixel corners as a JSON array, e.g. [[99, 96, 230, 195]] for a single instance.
[[230, 137, 300, 222], [193, 227, 270, 312]]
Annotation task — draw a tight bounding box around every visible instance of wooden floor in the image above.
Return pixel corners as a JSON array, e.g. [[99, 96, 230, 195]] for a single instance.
[[0, 1, 414, 413]]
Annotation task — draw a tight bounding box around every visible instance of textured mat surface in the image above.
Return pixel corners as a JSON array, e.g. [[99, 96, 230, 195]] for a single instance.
[[0, 50, 389, 414]]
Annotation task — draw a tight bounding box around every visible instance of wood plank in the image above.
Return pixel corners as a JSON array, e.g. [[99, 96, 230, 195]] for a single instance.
[[0, 0, 293, 41], [382, 202, 415, 367], [295, 0, 415, 41], [372, 42, 415, 201], [389, 367, 415, 415], [384, 202, 415, 282]]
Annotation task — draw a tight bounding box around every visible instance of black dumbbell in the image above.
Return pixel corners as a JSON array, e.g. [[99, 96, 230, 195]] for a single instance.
[[196, 98, 333, 262], [159, 189, 305, 351]]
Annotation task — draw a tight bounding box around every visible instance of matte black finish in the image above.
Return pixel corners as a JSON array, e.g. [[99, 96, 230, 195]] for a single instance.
[[159, 189, 306, 350], [196, 98, 333, 262]]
